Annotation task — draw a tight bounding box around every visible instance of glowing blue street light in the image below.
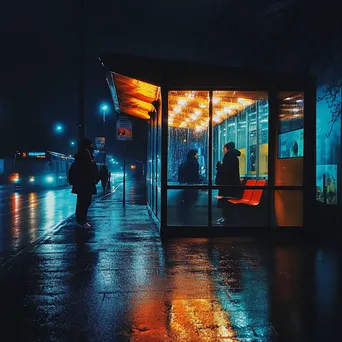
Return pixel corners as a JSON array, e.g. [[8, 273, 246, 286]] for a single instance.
[[70, 141, 76, 146], [99, 103, 110, 164], [100, 104, 109, 112], [100, 103, 110, 122], [54, 123, 64, 134]]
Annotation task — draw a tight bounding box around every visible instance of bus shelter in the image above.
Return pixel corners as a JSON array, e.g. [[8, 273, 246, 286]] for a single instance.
[[100, 53, 316, 237]]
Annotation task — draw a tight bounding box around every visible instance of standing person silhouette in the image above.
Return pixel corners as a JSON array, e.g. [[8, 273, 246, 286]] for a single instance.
[[178, 149, 201, 224], [69, 138, 99, 228], [216, 142, 240, 224], [99, 164, 109, 193]]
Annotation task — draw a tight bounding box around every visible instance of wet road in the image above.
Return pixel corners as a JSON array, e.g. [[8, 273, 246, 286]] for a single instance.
[[0, 185, 77, 266], [0, 182, 341, 341]]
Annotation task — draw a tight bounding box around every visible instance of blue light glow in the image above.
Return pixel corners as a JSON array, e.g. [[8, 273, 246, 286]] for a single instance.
[[54, 123, 64, 134], [46, 176, 54, 183], [28, 152, 45, 157], [100, 104, 109, 112]]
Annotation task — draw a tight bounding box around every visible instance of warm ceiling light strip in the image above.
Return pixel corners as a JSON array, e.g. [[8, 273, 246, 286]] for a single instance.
[[168, 91, 256, 128]]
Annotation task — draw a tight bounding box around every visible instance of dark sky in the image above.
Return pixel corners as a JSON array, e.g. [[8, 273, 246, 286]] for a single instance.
[[0, 0, 233, 159], [1, 0, 341, 159]]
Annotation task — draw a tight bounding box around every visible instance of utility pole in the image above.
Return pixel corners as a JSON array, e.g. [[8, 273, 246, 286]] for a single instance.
[[103, 109, 106, 164], [78, 0, 85, 150]]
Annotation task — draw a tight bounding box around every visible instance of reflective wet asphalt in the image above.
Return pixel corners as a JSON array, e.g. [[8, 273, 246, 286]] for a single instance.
[[0, 185, 106, 268], [0, 185, 77, 267], [0, 182, 341, 341]]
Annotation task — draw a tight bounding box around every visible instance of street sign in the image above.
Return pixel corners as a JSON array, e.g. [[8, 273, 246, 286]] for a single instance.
[[95, 137, 105, 151], [116, 117, 132, 141]]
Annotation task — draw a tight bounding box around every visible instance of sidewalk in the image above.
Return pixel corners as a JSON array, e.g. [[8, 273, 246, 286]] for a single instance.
[[0, 181, 341, 341]]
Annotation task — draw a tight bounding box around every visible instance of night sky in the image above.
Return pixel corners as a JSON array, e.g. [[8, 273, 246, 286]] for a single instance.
[[1, 0, 341, 160]]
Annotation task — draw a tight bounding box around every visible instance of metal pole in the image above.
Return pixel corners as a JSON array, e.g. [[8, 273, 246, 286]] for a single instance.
[[123, 143, 126, 207], [78, 0, 85, 151], [103, 110, 106, 164], [208, 90, 213, 228]]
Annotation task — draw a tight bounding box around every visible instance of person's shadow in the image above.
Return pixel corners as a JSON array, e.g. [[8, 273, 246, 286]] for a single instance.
[[62, 226, 97, 340]]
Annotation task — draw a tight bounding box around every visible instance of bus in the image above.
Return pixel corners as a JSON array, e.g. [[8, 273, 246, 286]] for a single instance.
[[11, 151, 74, 187]]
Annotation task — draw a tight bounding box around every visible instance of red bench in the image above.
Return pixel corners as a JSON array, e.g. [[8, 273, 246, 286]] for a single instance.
[[228, 179, 266, 206], [228, 179, 256, 204]]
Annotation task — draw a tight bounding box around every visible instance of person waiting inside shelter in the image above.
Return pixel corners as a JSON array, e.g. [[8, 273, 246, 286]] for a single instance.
[[215, 142, 240, 225], [177, 149, 201, 224]]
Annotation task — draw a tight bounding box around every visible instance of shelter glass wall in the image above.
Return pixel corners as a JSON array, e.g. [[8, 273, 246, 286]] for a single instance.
[[316, 85, 341, 205], [147, 94, 162, 222], [167, 90, 272, 227], [167, 91, 209, 225], [211, 91, 269, 227], [274, 92, 304, 226]]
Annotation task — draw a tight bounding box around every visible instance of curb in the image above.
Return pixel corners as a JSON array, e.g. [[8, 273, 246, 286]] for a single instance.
[[0, 184, 121, 279]]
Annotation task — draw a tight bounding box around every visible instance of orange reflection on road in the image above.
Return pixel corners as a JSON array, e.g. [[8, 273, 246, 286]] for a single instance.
[[11, 193, 21, 238], [129, 249, 237, 341], [169, 299, 238, 341], [28, 192, 38, 240]]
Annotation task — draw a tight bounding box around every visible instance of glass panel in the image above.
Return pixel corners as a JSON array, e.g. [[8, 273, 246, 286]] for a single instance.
[[212, 184, 268, 226], [157, 96, 162, 220], [237, 110, 247, 176], [278, 92, 304, 158], [167, 189, 208, 226], [168, 91, 209, 185], [226, 116, 237, 147], [273, 190, 303, 226], [248, 103, 257, 174], [316, 165, 338, 205], [316, 85, 341, 205], [275, 92, 304, 186], [152, 119, 156, 213], [213, 125, 220, 181], [212, 91, 269, 188], [147, 122, 152, 207], [258, 100, 269, 176], [157, 184, 161, 220]]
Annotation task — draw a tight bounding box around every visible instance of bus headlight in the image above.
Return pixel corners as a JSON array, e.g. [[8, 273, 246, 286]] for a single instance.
[[11, 173, 20, 183], [46, 176, 54, 183], [29, 176, 35, 183]]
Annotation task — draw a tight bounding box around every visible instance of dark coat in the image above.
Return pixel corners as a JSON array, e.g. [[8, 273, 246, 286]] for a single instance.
[[182, 158, 200, 184], [99, 166, 109, 182], [233, 148, 241, 157], [216, 150, 240, 197], [71, 149, 99, 195]]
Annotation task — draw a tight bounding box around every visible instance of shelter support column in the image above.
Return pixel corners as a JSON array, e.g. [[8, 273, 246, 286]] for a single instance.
[[303, 85, 316, 229], [268, 90, 277, 227], [160, 87, 169, 238]]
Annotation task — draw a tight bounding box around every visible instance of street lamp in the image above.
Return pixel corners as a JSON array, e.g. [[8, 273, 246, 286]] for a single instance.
[[100, 104, 109, 130], [100, 104, 109, 132], [54, 123, 64, 134], [100, 103, 109, 164], [70, 141, 76, 146]]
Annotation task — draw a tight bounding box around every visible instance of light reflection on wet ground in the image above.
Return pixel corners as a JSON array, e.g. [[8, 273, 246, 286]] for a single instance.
[[0, 186, 77, 265], [0, 183, 341, 341]]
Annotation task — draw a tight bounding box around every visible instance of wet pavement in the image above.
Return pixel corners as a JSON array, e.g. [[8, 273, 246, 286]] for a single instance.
[[0, 185, 104, 268], [0, 181, 341, 341]]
